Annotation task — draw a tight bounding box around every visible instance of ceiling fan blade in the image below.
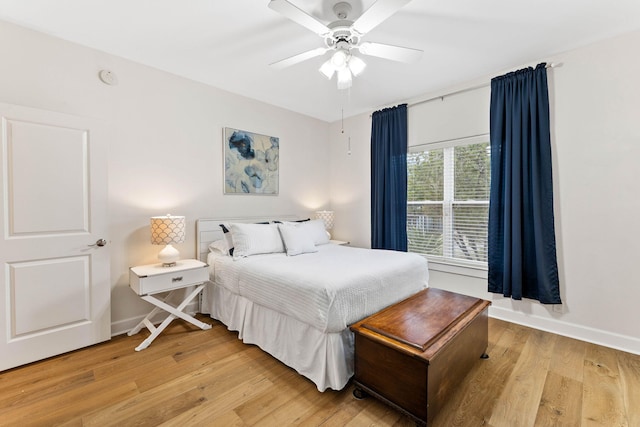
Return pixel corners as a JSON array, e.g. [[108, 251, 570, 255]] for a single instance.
[[358, 42, 423, 63], [270, 47, 329, 69], [351, 0, 412, 34], [268, 0, 331, 36]]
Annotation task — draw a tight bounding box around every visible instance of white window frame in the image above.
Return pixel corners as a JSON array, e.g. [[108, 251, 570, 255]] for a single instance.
[[408, 134, 490, 278]]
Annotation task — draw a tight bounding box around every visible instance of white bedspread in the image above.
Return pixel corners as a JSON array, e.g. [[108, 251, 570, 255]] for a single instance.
[[207, 244, 429, 333]]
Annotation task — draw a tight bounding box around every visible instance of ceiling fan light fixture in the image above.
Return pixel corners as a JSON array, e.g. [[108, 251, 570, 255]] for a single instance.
[[319, 59, 336, 79], [348, 55, 366, 76], [331, 49, 348, 68], [336, 67, 352, 90]]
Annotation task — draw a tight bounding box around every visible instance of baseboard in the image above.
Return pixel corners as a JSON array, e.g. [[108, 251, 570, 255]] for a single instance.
[[111, 301, 200, 337], [489, 306, 640, 355]]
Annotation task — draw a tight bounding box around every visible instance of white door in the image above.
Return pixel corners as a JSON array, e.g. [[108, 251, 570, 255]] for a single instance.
[[0, 104, 110, 371]]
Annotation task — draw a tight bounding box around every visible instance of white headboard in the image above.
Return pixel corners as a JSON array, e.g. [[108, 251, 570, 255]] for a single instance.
[[196, 215, 301, 262]]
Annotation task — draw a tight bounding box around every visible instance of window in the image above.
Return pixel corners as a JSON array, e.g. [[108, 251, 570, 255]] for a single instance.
[[407, 135, 490, 268]]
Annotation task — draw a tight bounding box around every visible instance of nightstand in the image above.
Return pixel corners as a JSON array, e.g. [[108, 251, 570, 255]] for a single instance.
[[127, 259, 211, 351], [330, 239, 350, 246]]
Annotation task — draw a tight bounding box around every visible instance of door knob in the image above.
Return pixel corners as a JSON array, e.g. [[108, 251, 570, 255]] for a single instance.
[[88, 239, 107, 247]]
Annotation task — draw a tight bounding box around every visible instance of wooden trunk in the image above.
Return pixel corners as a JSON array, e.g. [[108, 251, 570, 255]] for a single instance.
[[350, 288, 491, 426]]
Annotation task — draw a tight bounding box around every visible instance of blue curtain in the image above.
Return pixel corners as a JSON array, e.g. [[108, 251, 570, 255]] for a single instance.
[[488, 63, 561, 304], [371, 104, 408, 251]]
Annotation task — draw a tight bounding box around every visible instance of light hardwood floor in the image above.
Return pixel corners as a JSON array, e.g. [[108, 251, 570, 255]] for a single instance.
[[1, 316, 638, 426]]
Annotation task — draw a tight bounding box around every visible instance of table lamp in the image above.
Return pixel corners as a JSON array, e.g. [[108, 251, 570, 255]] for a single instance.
[[150, 214, 185, 267], [315, 210, 335, 239]]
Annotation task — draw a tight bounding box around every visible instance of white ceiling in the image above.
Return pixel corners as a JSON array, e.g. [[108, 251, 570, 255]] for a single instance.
[[1, 0, 640, 122]]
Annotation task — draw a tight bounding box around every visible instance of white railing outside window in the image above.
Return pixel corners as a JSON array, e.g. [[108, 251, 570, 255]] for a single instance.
[[407, 135, 490, 270]]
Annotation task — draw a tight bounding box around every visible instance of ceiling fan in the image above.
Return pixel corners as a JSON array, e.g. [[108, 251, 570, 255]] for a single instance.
[[268, 0, 423, 89]]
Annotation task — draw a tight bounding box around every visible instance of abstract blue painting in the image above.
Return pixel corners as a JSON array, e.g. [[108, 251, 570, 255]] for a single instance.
[[223, 127, 279, 195]]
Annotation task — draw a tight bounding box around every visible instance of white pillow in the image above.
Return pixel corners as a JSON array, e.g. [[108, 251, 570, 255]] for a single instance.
[[220, 221, 271, 256], [208, 239, 230, 255], [230, 222, 285, 259], [278, 223, 318, 256], [297, 219, 330, 245]]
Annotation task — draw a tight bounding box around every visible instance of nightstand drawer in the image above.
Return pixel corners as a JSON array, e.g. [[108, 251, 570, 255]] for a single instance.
[[130, 260, 208, 295]]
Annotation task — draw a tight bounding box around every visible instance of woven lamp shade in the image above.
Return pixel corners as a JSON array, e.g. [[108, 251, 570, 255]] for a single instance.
[[315, 210, 335, 230], [150, 215, 186, 245]]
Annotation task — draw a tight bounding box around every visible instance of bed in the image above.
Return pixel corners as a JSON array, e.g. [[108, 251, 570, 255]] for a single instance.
[[196, 217, 429, 391]]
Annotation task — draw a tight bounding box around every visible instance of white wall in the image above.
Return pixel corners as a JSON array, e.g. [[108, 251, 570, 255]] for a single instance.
[[2, 19, 638, 354], [330, 30, 640, 354], [0, 21, 332, 334]]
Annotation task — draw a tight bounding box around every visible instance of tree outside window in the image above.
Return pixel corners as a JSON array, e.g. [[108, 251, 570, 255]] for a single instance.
[[407, 137, 490, 266]]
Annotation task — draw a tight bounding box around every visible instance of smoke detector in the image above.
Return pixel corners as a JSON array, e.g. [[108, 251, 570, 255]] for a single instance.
[[98, 69, 118, 86]]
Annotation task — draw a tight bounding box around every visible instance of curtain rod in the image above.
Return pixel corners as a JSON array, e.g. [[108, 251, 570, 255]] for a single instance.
[[407, 82, 488, 109], [406, 62, 559, 109]]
